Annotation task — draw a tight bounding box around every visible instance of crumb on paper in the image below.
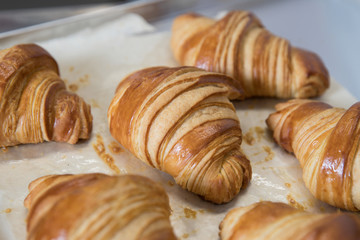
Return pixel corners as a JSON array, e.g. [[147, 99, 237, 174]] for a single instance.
[[93, 134, 121, 174], [184, 207, 197, 219], [69, 66, 74, 72], [61, 155, 67, 159], [167, 180, 175, 187], [254, 126, 265, 140], [198, 209, 205, 214], [1, 146, 8, 153], [91, 99, 101, 109], [108, 141, 123, 154], [79, 74, 89, 84], [243, 126, 265, 145], [66, 74, 90, 92], [182, 233, 189, 239], [287, 194, 305, 211], [263, 145, 274, 161], [285, 183, 291, 188], [4, 208, 12, 213], [243, 131, 255, 145], [69, 83, 79, 92]]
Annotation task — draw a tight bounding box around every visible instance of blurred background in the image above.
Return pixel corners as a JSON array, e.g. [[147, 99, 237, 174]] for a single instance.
[[0, 0, 359, 99], [0, 0, 131, 33]]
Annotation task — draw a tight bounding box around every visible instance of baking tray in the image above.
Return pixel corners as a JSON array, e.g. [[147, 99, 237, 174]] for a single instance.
[[0, 0, 358, 239]]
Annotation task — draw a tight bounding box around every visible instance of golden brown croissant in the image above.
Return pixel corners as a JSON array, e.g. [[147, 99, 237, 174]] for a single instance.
[[107, 66, 251, 204], [24, 173, 176, 240], [266, 99, 360, 211], [220, 201, 360, 240], [171, 11, 329, 99], [0, 43, 92, 147]]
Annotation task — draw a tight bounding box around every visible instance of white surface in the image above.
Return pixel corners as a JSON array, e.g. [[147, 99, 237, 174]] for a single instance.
[[0, 11, 358, 240]]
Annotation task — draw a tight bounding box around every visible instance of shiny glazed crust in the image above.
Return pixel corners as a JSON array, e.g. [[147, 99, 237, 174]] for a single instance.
[[220, 201, 360, 240], [24, 173, 177, 240], [107, 66, 251, 204], [0, 43, 92, 146], [266, 99, 360, 211], [171, 11, 329, 99]]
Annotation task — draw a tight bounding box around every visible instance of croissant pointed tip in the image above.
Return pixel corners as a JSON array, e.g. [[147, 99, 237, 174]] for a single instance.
[[193, 153, 252, 205], [291, 48, 330, 99], [51, 93, 93, 144]]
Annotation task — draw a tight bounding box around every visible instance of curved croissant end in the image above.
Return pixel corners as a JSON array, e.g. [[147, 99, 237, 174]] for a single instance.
[[108, 66, 251, 204], [266, 99, 360, 211], [0, 44, 92, 147], [171, 11, 329, 99], [220, 201, 360, 240], [24, 173, 176, 240]]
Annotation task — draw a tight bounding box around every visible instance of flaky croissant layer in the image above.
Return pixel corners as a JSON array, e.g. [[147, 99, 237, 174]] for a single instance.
[[171, 11, 329, 99], [0, 44, 92, 147], [220, 201, 360, 240], [108, 66, 251, 204], [267, 99, 360, 211], [24, 173, 177, 240]]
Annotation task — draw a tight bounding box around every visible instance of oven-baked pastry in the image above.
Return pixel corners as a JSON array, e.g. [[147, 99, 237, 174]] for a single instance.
[[107, 66, 251, 204], [24, 173, 176, 240], [220, 201, 360, 240], [171, 11, 329, 99], [266, 99, 360, 211], [0, 43, 92, 147]]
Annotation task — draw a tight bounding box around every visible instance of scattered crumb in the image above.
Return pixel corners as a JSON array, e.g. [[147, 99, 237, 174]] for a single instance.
[[167, 180, 175, 187], [319, 206, 326, 213], [243, 126, 265, 145], [198, 209, 205, 214], [69, 84, 79, 92], [61, 155, 67, 159], [263, 145, 274, 161], [4, 208, 12, 213], [287, 194, 305, 211], [69, 66, 74, 72], [93, 134, 120, 174], [108, 141, 123, 154], [184, 207, 197, 219], [285, 183, 291, 188], [79, 74, 89, 84], [64, 79, 68, 84], [254, 126, 265, 140], [182, 233, 189, 239], [1, 147, 8, 153], [91, 99, 101, 109], [252, 151, 262, 157], [243, 131, 255, 145]]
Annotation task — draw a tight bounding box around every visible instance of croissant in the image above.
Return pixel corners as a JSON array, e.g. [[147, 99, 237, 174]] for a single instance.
[[107, 66, 251, 204], [266, 99, 360, 211], [171, 11, 329, 99], [220, 201, 360, 240], [24, 173, 176, 240], [0, 43, 92, 147]]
